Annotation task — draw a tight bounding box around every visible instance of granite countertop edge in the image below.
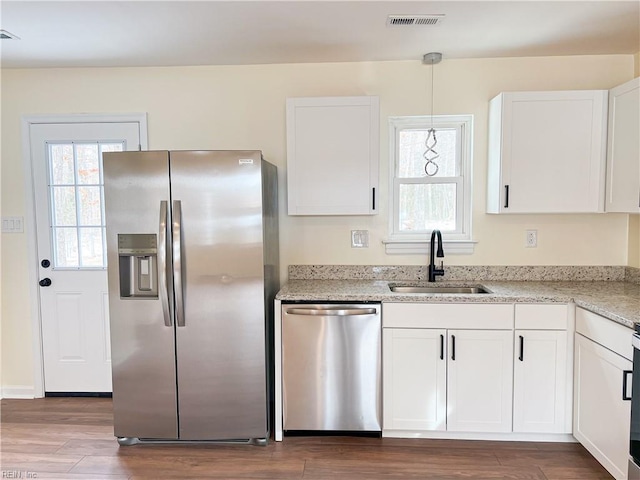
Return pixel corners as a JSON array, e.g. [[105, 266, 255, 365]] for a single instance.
[[276, 279, 640, 330]]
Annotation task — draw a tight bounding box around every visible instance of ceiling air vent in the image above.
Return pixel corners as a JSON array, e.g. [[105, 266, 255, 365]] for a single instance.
[[0, 30, 20, 40], [387, 15, 445, 27]]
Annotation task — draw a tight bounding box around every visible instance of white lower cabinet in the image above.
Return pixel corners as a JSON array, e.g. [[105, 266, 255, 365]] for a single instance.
[[513, 329, 568, 433], [513, 304, 571, 434], [446, 329, 514, 432], [382, 302, 575, 439], [573, 307, 633, 480], [382, 303, 514, 435], [383, 328, 447, 431]]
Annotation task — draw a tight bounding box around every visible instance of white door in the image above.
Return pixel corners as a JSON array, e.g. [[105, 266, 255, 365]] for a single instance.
[[513, 329, 568, 433], [573, 333, 632, 480], [447, 329, 514, 433], [382, 328, 447, 431], [29, 121, 142, 393]]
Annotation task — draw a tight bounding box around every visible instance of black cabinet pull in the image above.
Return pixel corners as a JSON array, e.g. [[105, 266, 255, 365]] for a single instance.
[[623, 370, 632, 401], [372, 188, 376, 211], [504, 185, 510, 208], [518, 335, 524, 361], [451, 335, 456, 361], [440, 334, 444, 360]]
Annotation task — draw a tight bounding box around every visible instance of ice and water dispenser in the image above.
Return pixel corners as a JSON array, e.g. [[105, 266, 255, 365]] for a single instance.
[[118, 234, 159, 298]]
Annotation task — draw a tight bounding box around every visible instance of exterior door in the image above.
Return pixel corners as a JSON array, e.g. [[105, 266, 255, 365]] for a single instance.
[[30, 121, 142, 393]]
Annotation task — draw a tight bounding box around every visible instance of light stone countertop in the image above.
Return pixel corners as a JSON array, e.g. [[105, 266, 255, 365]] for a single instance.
[[276, 279, 640, 329]]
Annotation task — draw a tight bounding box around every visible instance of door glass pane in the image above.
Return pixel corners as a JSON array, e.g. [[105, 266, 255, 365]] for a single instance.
[[50, 144, 75, 184], [48, 141, 124, 269], [76, 144, 100, 184], [78, 186, 102, 226], [398, 128, 458, 178], [79, 227, 104, 267], [399, 183, 457, 232], [54, 227, 79, 267], [52, 186, 77, 226]]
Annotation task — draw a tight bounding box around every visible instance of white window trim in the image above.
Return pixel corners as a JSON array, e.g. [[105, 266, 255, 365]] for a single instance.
[[385, 114, 475, 255]]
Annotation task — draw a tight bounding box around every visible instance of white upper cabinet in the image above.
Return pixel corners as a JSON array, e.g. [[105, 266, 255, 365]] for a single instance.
[[286, 96, 379, 215], [605, 77, 640, 213], [487, 90, 608, 214]]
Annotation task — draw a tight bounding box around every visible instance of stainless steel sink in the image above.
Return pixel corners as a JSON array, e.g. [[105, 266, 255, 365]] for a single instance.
[[389, 285, 491, 294]]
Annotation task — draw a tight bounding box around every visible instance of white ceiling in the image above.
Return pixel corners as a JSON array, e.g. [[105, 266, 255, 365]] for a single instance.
[[1, 1, 639, 69]]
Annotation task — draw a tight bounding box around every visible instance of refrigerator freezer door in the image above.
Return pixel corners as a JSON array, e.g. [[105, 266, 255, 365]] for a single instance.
[[104, 151, 178, 439], [169, 150, 268, 440]]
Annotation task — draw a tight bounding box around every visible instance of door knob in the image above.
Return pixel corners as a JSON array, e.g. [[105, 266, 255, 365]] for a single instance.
[[41, 259, 51, 268], [39, 278, 52, 287]]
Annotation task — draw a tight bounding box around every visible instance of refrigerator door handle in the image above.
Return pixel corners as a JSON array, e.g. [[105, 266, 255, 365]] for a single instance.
[[159, 201, 172, 327], [173, 200, 185, 327]]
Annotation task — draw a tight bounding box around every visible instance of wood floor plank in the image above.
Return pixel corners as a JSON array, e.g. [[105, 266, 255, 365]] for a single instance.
[[0, 437, 65, 454], [272, 442, 502, 467], [56, 438, 275, 458], [302, 459, 548, 479], [496, 449, 605, 468], [0, 398, 615, 479], [0, 452, 84, 473], [9, 473, 128, 480], [540, 465, 615, 480], [69, 455, 305, 478]]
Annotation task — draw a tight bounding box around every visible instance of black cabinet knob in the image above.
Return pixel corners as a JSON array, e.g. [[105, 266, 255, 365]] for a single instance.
[[39, 278, 52, 287], [41, 259, 51, 268]]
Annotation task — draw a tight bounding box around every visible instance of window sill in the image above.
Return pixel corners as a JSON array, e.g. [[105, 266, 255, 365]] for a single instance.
[[382, 239, 477, 255]]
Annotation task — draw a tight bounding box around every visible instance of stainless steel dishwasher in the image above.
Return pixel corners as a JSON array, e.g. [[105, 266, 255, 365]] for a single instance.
[[281, 303, 381, 432]]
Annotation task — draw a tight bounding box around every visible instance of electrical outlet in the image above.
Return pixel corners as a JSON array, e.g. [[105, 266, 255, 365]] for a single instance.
[[351, 230, 369, 248], [525, 229, 537, 248]]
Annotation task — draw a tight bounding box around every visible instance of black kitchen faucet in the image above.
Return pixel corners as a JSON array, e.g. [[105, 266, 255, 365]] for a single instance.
[[428, 229, 445, 282]]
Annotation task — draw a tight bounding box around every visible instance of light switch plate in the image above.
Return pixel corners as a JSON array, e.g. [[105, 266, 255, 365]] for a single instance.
[[351, 230, 369, 248], [2, 216, 24, 233]]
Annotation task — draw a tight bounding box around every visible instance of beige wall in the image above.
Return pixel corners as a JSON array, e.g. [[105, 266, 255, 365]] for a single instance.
[[1, 54, 635, 390], [632, 51, 640, 268]]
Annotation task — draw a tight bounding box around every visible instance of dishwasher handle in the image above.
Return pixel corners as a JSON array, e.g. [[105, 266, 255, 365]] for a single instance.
[[284, 307, 378, 316]]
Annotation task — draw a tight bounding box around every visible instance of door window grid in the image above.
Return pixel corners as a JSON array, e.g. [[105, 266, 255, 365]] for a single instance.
[[47, 142, 124, 269]]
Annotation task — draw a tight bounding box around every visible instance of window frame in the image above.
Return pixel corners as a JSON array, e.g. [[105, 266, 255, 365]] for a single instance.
[[386, 114, 475, 255], [46, 140, 125, 270]]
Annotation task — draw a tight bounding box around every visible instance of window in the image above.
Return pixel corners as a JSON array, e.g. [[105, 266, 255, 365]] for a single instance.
[[386, 115, 474, 254], [47, 141, 124, 268]]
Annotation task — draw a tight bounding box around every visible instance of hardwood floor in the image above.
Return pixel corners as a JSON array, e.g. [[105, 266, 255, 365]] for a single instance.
[[1, 398, 613, 479]]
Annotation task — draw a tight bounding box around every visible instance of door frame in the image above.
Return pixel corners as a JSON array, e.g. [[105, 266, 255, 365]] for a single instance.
[[22, 113, 148, 398]]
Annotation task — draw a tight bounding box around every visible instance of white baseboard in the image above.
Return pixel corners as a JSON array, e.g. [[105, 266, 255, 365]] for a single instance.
[[1, 385, 36, 399], [383, 430, 577, 443]]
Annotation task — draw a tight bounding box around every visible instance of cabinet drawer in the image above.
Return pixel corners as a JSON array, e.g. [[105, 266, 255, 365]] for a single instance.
[[515, 304, 569, 330], [383, 303, 514, 329], [575, 307, 633, 361]]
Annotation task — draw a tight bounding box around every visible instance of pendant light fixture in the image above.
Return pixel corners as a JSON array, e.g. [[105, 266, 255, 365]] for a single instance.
[[422, 52, 442, 177]]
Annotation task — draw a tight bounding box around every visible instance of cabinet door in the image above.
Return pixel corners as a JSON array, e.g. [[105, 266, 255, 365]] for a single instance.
[[488, 90, 607, 213], [382, 328, 447, 431], [447, 329, 514, 433], [574, 333, 632, 480], [513, 330, 568, 433], [606, 77, 640, 213], [286, 96, 379, 215]]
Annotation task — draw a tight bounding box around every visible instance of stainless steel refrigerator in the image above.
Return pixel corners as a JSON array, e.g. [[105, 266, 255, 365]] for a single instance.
[[103, 150, 279, 445]]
